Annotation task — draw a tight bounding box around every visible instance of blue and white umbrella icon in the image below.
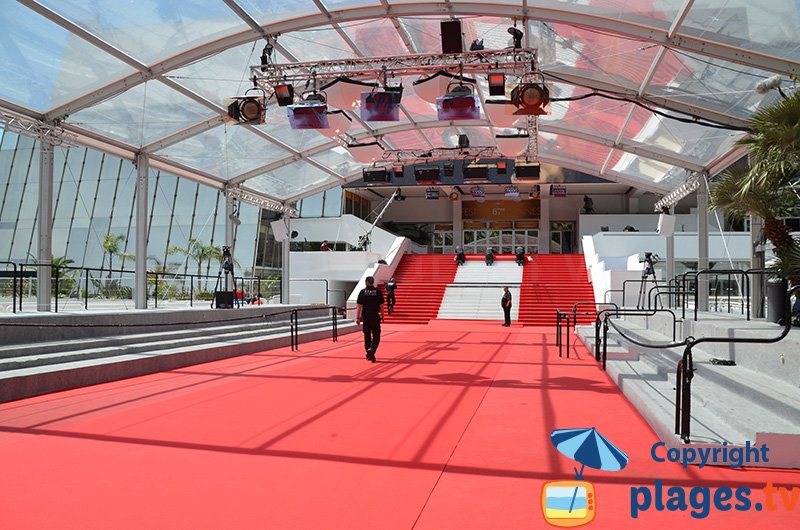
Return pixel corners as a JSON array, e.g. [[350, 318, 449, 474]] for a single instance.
[[550, 427, 629, 515], [551, 427, 629, 479]]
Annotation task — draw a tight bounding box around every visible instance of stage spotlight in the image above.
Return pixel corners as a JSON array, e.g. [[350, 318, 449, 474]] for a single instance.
[[393, 164, 404, 178], [487, 73, 505, 96], [224, 94, 266, 125], [437, 84, 481, 120], [458, 134, 470, 149], [507, 27, 523, 49], [361, 88, 402, 121], [514, 161, 541, 181], [362, 167, 390, 183], [287, 92, 329, 129], [414, 165, 441, 183], [510, 83, 551, 115], [426, 187, 440, 200], [274, 84, 294, 106]]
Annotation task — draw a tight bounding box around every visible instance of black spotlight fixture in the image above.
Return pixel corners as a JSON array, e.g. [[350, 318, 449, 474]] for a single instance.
[[225, 89, 266, 125], [507, 26, 523, 49], [458, 134, 470, 149], [510, 83, 551, 115]]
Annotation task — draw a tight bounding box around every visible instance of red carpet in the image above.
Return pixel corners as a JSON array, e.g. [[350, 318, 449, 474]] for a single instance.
[[380, 254, 458, 324], [0, 322, 798, 529], [519, 254, 596, 326]]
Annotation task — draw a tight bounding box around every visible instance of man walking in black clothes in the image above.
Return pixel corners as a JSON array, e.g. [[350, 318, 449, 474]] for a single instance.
[[455, 246, 466, 266], [501, 286, 512, 327], [386, 277, 397, 314], [485, 247, 495, 266], [356, 276, 384, 362]]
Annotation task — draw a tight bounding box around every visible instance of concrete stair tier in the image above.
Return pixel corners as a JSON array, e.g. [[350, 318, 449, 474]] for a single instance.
[[0, 307, 357, 403], [437, 259, 522, 320], [379, 254, 458, 324], [574, 313, 800, 468], [518, 254, 596, 326]]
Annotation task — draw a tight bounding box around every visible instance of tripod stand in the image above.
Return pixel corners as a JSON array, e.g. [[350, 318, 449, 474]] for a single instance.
[[636, 254, 659, 309], [212, 246, 237, 309]]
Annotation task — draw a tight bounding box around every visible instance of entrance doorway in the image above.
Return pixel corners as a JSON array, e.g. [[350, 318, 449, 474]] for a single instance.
[[550, 222, 574, 254], [463, 225, 539, 254]]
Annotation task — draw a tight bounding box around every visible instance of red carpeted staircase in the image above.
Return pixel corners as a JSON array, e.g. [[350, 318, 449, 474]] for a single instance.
[[518, 254, 596, 326], [379, 254, 458, 324]]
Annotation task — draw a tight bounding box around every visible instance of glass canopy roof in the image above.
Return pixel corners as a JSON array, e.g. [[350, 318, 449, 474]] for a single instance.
[[2, 0, 798, 204]]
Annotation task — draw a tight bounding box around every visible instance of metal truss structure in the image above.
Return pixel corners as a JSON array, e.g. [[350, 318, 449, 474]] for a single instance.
[[252, 48, 538, 87]]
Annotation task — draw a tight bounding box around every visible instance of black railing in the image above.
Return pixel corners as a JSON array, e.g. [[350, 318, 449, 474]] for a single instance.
[[596, 307, 679, 369], [693, 269, 750, 321], [674, 285, 799, 442], [556, 309, 572, 358], [0, 261, 23, 313]]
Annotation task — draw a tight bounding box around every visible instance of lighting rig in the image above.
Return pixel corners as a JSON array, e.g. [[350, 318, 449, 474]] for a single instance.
[[381, 146, 503, 163], [226, 185, 297, 216], [0, 111, 77, 147]]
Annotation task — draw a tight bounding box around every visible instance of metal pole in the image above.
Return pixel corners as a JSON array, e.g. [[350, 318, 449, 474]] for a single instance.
[[665, 206, 675, 306], [134, 153, 149, 309], [37, 141, 54, 312], [697, 173, 709, 312], [281, 216, 291, 304], [84, 269, 89, 310]]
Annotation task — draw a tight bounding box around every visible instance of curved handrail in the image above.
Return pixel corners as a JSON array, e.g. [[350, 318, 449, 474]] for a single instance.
[[693, 269, 749, 321]]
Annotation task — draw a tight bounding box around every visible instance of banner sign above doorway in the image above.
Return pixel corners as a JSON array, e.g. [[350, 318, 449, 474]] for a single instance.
[[462, 200, 540, 219]]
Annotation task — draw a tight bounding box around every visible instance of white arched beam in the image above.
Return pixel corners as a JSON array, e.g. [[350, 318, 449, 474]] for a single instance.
[[39, 2, 800, 122]]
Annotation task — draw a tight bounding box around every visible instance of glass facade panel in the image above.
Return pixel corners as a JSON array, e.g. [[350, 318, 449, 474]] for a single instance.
[[323, 187, 343, 217]]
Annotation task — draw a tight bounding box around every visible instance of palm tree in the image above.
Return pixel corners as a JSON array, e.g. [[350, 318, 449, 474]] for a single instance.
[[736, 90, 800, 195], [102, 233, 126, 278], [169, 239, 222, 291]]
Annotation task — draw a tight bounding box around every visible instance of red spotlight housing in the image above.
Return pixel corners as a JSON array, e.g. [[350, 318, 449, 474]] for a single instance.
[[487, 73, 505, 96], [274, 84, 294, 106]]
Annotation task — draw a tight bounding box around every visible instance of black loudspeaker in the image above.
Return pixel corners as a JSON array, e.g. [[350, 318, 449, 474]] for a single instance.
[[440, 20, 463, 54], [415, 166, 441, 182], [215, 291, 234, 309]]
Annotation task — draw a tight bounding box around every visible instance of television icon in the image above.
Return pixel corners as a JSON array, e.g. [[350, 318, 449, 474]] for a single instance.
[[541, 480, 595, 527]]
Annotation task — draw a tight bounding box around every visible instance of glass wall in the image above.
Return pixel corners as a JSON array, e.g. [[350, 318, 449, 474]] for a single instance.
[[0, 132, 261, 280]]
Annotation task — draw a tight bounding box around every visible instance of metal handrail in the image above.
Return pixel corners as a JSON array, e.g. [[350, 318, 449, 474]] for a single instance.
[[622, 278, 658, 309], [596, 307, 679, 368], [555, 309, 572, 358], [603, 289, 623, 304], [290, 278, 331, 305], [0, 261, 19, 313], [693, 269, 750, 321], [675, 285, 799, 442]]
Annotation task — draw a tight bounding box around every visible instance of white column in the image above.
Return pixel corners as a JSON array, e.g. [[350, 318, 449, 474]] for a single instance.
[[37, 142, 54, 312], [665, 207, 675, 305], [134, 153, 149, 309], [539, 187, 550, 254], [224, 191, 236, 291], [281, 215, 291, 304], [452, 199, 463, 249], [750, 214, 765, 318], [697, 174, 709, 311]]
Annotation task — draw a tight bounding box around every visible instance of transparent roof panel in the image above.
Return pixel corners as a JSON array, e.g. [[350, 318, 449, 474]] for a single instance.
[[384, 130, 431, 150], [0, 2, 135, 111], [537, 0, 679, 26], [36, 0, 247, 65], [160, 125, 289, 180], [539, 132, 612, 168], [646, 49, 780, 120], [279, 27, 357, 62], [544, 90, 634, 138], [536, 23, 654, 91], [343, 18, 407, 57], [246, 161, 342, 200], [322, 0, 381, 9], [237, 0, 323, 26], [396, 17, 447, 54], [309, 146, 364, 177], [622, 107, 742, 166], [254, 106, 352, 153], [70, 80, 214, 146], [167, 42, 266, 104], [613, 150, 676, 184], [681, 0, 800, 62]]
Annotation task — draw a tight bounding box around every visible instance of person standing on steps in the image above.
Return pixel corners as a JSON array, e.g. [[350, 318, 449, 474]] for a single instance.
[[385, 277, 397, 314], [485, 247, 495, 266], [501, 286, 512, 327], [515, 246, 525, 266], [455, 246, 466, 266], [356, 276, 384, 362]]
